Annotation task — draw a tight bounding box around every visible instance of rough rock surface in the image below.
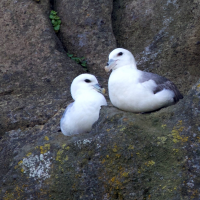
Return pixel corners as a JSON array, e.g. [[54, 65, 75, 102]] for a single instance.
[[1, 0, 200, 200], [0, 0, 84, 135], [1, 79, 200, 199], [112, 0, 200, 94], [55, 0, 117, 82]]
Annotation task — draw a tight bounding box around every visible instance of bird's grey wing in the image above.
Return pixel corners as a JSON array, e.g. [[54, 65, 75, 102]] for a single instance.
[[61, 102, 74, 120], [139, 71, 183, 103]]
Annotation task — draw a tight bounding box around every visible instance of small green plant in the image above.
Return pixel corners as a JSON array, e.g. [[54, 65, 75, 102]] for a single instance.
[[67, 53, 88, 71], [49, 10, 61, 32]]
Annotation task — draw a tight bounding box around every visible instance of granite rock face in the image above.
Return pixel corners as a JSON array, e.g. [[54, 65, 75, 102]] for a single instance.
[[0, 0, 83, 135], [112, 0, 200, 94], [0, 0, 200, 200], [1, 80, 200, 199], [55, 0, 117, 82]]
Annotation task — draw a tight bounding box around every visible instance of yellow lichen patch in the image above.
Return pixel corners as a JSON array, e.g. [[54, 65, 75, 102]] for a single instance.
[[115, 154, 121, 158], [197, 84, 200, 88], [44, 143, 50, 149], [173, 149, 179, 153], [16, 160, 24, 171], [40, 145, 47, 153], [18, 160, 23, 165], [107, 129, 110, 132], [178, 120, 182, 125], [182, 137, 188, 142], [149, 160, 155, 165], [106, 155, 109, 158], [111, 177, 116, 182], [3, 191, 14, 200], [161, 124, 167, 129], [128, 145, 134, 150], [157, 136, 167, 145], [171, 121, 188, 143], [112, 144, 118, 153], [40, 188, 48, 196], [15, 185, 23, 197], [109, 176, 122, 189], [120, 127, 126, 132], [102, 158, 130, 181], [75, 174, 81, 178], [65, 155, 69, 161], [178, 126, 184, 132], [40, 144, 50, 154], [172, 139, 178, 143], [26, 152, 32, 157], [72, 183, 76, 189], [190, 189, 199, 199], [65, 146, 70, 150], [62, 144, 66, 149], [197, 137, 200, 143], [122, 172, 129, 178], [172, 129, 182, 142], [56, 149, 64, 161], [145, 160, 155, 167], [44, 136, 49, 141], [171, 130, 188, 143]]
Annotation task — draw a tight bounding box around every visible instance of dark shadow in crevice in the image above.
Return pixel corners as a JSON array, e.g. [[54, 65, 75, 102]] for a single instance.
[[49, 0, 55, 10]]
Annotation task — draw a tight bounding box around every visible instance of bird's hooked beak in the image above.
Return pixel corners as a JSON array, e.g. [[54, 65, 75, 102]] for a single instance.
[[105, 59, 117, 72], [93, 84, 106, 95]]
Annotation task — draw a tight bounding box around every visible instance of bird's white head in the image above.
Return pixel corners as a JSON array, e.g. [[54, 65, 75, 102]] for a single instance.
[[105, 48, 137, 72], [70, 74, 106, 100]]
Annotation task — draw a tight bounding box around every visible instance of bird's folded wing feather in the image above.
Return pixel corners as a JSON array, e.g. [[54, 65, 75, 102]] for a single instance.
[[61, 102, 74, 120], [139, 71, 183, 102]]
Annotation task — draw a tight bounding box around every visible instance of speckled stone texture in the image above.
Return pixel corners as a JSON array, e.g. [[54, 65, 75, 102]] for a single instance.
[[55, 0, 117, 83], [0, 0, 83, 135], [112, 0, 200, 94], [0, 0, 200, 199], [1, 80, 200, 199]]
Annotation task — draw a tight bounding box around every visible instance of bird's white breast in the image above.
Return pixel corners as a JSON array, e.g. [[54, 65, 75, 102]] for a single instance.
[[61, 91, 106, 136], [108, 66, 141, 110], [108, 66, 174, 112]]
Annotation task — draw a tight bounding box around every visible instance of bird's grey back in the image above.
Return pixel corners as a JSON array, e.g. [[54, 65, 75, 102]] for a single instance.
[[139, 71, 183, 103]]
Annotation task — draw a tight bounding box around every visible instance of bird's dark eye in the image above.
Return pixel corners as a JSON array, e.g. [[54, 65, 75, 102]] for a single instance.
[[84, 79, 91, 83], [118, 52, 123, 56]]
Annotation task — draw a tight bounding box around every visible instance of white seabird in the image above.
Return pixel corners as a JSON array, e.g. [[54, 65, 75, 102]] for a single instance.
[[60, 74, 107, 136], [105, 48, 183, 113]]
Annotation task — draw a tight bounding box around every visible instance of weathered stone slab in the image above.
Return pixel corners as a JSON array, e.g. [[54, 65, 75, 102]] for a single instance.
[[1, 79, 199, 199], [0, 0, 200, 199], [112, 0, 200, 94], [0, 0, 84, 135], [55, 0, 117, 82]]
